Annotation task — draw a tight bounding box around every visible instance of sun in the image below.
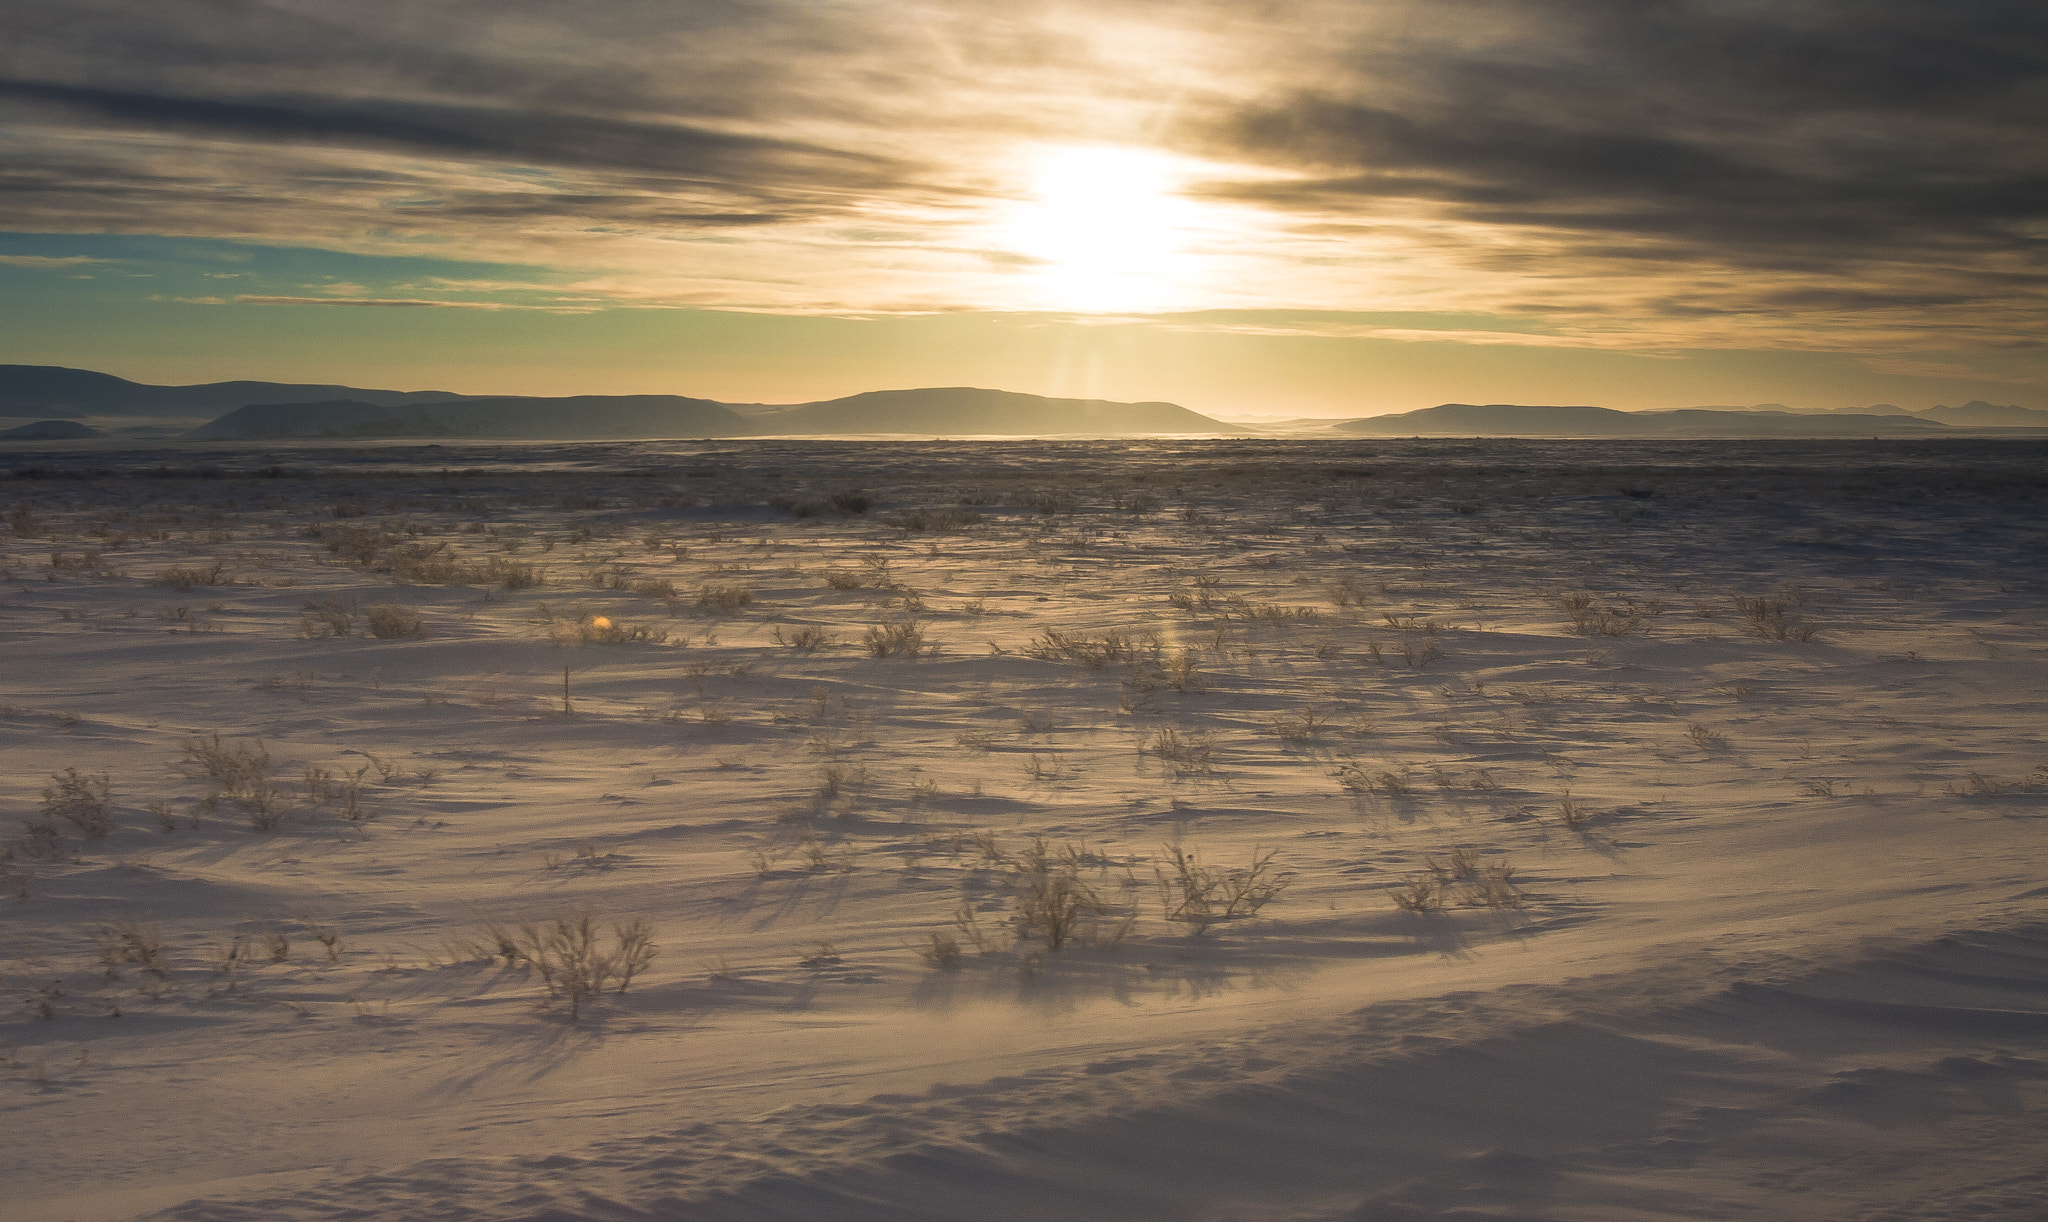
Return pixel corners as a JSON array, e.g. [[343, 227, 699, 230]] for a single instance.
[[995, 145, 1204, 312]]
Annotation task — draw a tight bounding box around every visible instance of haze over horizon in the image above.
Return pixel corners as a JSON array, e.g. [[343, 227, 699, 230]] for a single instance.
[[2, 1, 2042, 417]]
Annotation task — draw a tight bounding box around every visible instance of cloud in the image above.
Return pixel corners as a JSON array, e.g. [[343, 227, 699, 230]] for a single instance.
[[0, 254, 109, 267], [181, 294, 597, 312], [1183, 2, 2048, 323], [0, 78, 908, 208], [0, 0, 2041, 351]]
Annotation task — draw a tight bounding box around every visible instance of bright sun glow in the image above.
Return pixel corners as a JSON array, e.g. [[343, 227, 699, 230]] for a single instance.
[[996, 146, 1207, 312]]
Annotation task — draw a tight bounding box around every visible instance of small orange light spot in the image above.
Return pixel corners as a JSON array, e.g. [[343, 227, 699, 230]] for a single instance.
[[590, 616, 611, 629]]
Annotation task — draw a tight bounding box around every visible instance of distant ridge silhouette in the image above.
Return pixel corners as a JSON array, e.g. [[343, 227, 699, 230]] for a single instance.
[[4, 365, 2039, 439], [1335, 403, 1959, 436], [3, 366, 1241, 438], [0, 364, 461, 418]]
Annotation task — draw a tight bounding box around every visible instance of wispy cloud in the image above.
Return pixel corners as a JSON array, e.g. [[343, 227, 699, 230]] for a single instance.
[[180, 293, 598, 312], [0, 253, 110, 267]]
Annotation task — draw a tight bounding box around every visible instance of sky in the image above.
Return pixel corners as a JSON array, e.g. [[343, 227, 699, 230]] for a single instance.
[[1, 0, 2042, 417]]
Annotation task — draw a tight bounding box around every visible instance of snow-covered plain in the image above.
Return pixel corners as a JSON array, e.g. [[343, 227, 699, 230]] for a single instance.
[[2, 437, 2044, 1222]]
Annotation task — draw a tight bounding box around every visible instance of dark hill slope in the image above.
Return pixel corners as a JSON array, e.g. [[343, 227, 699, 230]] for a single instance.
[[188, 396, 751, 439], [1337, 403, 1951, 436], [750, 387, 1235, 434], [0, 419, 104, 439], [0, 365, 461, 418]]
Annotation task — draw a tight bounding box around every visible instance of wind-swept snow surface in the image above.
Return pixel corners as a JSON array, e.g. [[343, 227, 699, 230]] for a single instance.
[[2, 438, 2044, 1221]]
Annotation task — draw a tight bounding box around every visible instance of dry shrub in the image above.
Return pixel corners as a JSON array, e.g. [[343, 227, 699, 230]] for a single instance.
[[1734, 597, 1820, 641], [237, 780, 294, 831], [300, 597, 354, 638], [494, 559, 544, 590], [315, 525, 389, 565], [1007, 840, 1126, 950], [1461, 863, 1525, 909], [1425, 848, 1480, 883], [1554, 789, 1595, 830], [1422, 852, 1527, 909], [789, 833, 854, 872], [1020, 752, 1064, 783], [1558, 592, 1647, 637], [863, 619, 929, 657], [768, 495, 826, 517], [822, 569, 864, 590], [856, 555, 905, 590], [1024, 630, 1151, 668], [918, 931, 965, 970], [1381, 613, 1439, 634], [1336, 763, 1414, 796], [387, 546, 542, 589], [1401, 639, 1445, 668], [1147, 727, 1215, 775], [580, 618, 667, 644], [968, 831, 1007, 865], [47, 550, 114, 578], [817, 763, 870, 800], [307, 921, 342, 961], [1270, 706, 1332, 743], [305, 764, 370, 819], [1685, 722, 1730, 751], [365, 603, 427, 639], [486, 913, 657, 1021], [1164, 649, 1205, 692], [696, 585, 754, 614], [6, 503, 49, 536], [1390, 877, 1444, 912], [180, 733, 268, 793], [153, 561, 229, 590], [885, 507, 981, 532], [178, 733, 289, 828], [42, 768, 113, 841], [1947, 768, 2048, 797], [1155, 845, 1287, 931], [773, 625, 835, 652], [538, 606, 667, 645], [96, 920, 169, 979]]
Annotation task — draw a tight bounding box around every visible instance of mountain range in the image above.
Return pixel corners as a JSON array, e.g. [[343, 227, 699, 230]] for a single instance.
[[187, 395, 751, 440], [0, 364, 463, 417], [1691, 400, 2048, 427], [0, 365, 2040, 440], [2, 366, 1240, 439], [1333, 403, 1991, 436]]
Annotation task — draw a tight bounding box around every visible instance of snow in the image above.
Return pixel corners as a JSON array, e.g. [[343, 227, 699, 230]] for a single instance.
[[2, 436, 2044, 1221]]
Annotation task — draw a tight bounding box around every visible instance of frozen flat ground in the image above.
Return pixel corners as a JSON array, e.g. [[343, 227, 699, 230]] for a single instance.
[[1, 436, 2044, 1222]]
